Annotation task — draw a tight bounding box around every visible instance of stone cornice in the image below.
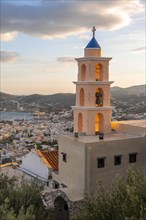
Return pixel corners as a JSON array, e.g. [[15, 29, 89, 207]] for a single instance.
[[73, 81, 114, 85], [75, 57, 112, 62], [72, 106, 114, 110]]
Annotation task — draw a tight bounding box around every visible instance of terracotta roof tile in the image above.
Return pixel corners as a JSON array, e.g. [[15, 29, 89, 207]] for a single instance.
[[35, 150, 58, 171]]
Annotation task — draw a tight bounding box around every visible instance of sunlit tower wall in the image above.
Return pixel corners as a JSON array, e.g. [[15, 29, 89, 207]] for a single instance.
[[72, 27, 114, 135]]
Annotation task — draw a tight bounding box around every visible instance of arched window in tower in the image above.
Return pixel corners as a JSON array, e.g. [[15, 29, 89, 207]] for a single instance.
[[95, 113, 104, 133], [78, 113, 83, 132], [80, 88, 85, 106], [95, 88, 104, 107], [81, 64, 86, 81], [95, 64, 102, 81]]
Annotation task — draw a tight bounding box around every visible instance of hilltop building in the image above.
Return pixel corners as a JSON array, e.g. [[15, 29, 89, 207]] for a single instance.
[[45, 27, 146, 220], [20, 149, 58, 184]]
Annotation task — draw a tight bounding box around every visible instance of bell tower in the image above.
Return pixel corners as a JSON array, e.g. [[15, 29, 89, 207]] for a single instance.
[[72, 27, 114, 135]]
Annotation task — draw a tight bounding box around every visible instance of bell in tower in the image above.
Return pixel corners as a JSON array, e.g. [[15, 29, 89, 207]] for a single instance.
[[72, 27, 114, 135]]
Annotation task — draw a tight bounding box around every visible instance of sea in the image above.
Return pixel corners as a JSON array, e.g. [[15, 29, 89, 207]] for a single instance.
[[0, 111, 33, 121]]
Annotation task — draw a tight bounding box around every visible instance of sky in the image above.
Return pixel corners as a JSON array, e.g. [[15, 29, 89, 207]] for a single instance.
[[0, 0, 145, 95]]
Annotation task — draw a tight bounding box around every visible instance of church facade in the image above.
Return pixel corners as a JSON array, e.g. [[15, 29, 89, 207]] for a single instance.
[[50, 27, 146, 220]]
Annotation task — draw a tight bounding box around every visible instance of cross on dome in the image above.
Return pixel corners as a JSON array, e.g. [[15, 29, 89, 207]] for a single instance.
[[85, 26, 100, 49], [92, 26, 96, 38]]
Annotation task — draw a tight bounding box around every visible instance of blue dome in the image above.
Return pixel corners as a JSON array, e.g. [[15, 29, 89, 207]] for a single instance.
[[85, 37, 101, 49]]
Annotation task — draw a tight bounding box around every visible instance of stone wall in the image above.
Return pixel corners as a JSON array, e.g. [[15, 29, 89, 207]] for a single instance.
[[42, 189, 84, 219]]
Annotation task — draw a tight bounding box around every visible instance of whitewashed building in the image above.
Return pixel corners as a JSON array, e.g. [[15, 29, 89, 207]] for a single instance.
[[20, 149, 58, 183]]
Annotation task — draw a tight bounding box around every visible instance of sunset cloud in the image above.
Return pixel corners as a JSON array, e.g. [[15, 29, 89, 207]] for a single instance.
[[0, 32, 18, 41], [131, 47, 146, 53], [1, 0, 144, 41], [0, 51, 19, 63], [57, 57, 75, 63]]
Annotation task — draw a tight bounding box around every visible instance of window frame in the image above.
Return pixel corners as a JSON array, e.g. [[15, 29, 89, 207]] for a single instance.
[[129, 153, 137, 163], [114, 155, 122, 166], [61, 152, 67, 163], [97, 157, 106, 168]]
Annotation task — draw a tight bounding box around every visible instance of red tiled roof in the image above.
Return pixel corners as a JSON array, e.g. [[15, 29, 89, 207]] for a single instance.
[[35, 150, 58, 171]]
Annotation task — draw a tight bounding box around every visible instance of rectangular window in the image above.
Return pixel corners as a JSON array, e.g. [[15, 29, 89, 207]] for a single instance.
[[97, 157, 105, 168], [114, 155, 122, 166], [61, 153, 67, 162], [129, 153, 137, 163]]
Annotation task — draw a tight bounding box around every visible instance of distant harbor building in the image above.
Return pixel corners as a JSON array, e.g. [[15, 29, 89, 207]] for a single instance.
[[46, 27, 146, 220]]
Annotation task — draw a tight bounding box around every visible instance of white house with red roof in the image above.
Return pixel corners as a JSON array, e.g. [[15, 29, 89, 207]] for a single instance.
[[20, 149, 58, 184]]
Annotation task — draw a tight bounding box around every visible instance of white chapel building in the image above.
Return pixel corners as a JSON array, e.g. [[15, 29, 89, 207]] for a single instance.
[[21, 149, 58, 184]]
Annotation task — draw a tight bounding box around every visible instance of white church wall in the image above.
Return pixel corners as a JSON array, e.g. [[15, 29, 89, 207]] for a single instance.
[[21, 150, 49, 180]]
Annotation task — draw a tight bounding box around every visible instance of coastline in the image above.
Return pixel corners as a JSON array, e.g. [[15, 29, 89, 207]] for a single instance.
[[0, 111, 33, 121]]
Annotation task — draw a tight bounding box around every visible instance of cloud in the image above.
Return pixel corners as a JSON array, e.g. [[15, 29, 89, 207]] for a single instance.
[[117, 31, 145, 42], [57, 57, 75, 63], [1, 0, 144, 40], [0, 51, 19, 62], [79, 35, 90, 40], [131, 47, 146, 53], [134, 16, 146, 21], [0, 32, 18, 41], [35, 67, 59, 74]]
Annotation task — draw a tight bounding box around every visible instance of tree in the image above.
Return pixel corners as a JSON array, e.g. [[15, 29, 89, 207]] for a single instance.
[[0, 199, 35, 220], [0, 174, 53, 220], [75, 168, 146, 220]]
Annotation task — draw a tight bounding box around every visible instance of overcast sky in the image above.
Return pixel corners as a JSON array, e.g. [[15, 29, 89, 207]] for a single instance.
[[1, 0, 145, 95]]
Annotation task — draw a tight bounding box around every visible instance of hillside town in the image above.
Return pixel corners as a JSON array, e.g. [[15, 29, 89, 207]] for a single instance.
[[1, 0, 146, 218], [0, 104, 145, 175], [0, 110, 73, 164]]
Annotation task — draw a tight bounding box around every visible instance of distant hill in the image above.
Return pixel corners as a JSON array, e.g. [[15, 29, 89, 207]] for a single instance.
[[0, 92, 17, 101], [110, 86, 123, 92], [0, 85, 145, 107], [21, 93, 75, 107], [0, 92, 75, 108], [124, 85, 146, 95], [111, 85, 146, 96]]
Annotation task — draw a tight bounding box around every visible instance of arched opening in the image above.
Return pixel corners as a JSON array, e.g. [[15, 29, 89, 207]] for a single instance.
[[81, 64, 86, 81], [78, 113, 83, 132], [80, 88, 84, 106], [54, 196, 69, 220], [95, 64, 102, 81], [95, 88, 104, 107], [95, 113, 104, 133]]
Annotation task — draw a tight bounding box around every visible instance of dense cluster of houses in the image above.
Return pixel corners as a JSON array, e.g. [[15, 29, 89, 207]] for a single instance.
[[0, 110, 73, 167]]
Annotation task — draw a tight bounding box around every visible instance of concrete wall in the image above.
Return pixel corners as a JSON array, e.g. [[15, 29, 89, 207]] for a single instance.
[[84, 48, 101, 57], [21, 150, 49, 180], [112, 121, 146, 136], [85, 136, 145, 193], [58, 135, 86, 198]]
